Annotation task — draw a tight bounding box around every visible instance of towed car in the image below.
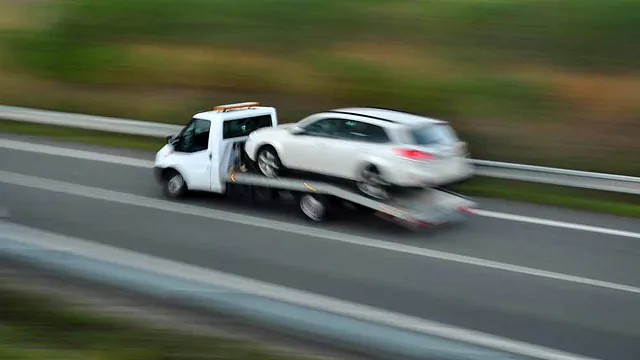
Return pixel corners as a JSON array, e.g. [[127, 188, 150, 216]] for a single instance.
[[244, 107, 474, 197]]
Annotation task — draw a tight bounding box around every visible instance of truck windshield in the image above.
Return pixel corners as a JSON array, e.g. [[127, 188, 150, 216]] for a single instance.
[[411, 124, 458, 146]]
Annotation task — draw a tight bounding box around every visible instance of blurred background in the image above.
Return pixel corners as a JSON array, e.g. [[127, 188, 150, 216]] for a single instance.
[[1, 0, 639, 174]]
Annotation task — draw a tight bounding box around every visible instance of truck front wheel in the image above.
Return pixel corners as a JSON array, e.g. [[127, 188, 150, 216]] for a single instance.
[[163, 170, 187, 198]]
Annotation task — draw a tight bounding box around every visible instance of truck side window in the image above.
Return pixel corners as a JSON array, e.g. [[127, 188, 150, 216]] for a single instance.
[[223, 114, 273, 139], [175, 119, 211, 153]]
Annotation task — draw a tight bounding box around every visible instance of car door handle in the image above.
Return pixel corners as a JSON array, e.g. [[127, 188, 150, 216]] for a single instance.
[[208, 152, 212, 159]]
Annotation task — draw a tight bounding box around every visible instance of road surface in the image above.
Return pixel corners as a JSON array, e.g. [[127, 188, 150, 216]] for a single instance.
[[1, 134, 639, 360]]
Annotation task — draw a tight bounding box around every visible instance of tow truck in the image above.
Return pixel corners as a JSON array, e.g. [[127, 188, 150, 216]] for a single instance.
[[153, 102, 477, 229]]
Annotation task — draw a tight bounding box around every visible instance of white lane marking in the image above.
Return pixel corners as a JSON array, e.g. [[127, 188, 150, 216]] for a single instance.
[[1, 138, 639, 240], [0, 138, 154, 168], [474, 209, 640, 240], [1, 170, 639, 296], [0, 221, 599, 360]]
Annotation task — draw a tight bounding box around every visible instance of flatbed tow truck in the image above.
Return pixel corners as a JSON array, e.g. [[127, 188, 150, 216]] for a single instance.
[[153, 102, 477, 230]]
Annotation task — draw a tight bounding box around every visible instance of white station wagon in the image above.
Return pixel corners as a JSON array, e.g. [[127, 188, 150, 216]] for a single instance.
[[244, 107, 474, 196]]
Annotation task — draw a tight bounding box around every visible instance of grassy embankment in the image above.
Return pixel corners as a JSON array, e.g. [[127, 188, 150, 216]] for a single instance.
[[0, 282, 329, 360], [1, 0, 639, 216]]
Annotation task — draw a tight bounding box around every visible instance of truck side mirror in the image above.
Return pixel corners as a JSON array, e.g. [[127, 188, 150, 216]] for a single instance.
[[167, 135, 178, 144]]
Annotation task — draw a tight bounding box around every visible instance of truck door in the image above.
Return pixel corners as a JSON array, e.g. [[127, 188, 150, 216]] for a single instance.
[[171, 118, 213, 191]]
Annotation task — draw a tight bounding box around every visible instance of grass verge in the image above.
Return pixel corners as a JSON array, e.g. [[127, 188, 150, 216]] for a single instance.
[[2, 120, 639, 218], [0, 282, 324, 360], [3, 0, 640, 176]]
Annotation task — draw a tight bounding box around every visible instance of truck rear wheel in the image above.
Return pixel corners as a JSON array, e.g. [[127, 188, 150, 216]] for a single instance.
[[299, 194, 328, 222]]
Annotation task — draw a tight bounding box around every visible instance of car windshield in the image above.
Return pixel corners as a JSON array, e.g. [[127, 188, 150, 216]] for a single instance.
[[410, 124, 459, 145]]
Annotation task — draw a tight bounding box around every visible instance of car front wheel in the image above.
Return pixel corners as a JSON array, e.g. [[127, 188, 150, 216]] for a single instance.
[[257, 146, 283, 178]]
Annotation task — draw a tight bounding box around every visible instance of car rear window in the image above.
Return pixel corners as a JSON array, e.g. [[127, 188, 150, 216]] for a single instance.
[[410, 124, 459, 145]]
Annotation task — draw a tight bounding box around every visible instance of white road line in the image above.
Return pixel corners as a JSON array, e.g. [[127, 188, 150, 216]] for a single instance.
[[0, 221, 597, 360], [0, 138, 154, 168], [1, 138, 639, 240], [474, 209, 640, 239], [1, 170, 639, 296]]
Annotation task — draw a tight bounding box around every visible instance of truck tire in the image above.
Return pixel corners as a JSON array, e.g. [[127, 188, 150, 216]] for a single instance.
[[163, 170, 187, 198], [299, 194, 328, 222]]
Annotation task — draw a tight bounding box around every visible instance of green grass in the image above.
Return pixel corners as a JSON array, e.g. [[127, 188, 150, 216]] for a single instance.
[[2, 0, 640, 176], [9, 0, 640, 70], [6, 0, 640, 99], [0, 284, 324, 360], [2, 121, 639, 218]]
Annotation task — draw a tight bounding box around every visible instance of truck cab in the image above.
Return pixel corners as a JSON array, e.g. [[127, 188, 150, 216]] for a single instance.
[[154, 102, 278, 197]]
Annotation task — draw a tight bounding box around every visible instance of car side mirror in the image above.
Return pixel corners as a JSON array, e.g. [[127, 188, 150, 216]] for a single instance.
[[290, 126, 305, 135]]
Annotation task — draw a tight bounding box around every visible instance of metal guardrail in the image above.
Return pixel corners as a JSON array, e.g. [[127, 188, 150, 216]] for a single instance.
[[473, 161, 640, 195], [0, 104, 182, 137], [0, 220, 596, 360], [2, 104, 639, 194]]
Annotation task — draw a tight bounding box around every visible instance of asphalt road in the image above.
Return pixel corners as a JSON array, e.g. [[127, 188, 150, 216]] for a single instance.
[[1, 134, 639, 360]]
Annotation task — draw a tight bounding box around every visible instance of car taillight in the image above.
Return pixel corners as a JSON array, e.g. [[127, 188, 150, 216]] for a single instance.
[[392, 148, 434, 160]]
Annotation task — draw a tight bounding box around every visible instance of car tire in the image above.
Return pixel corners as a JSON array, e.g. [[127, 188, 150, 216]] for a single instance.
[[256, 146, 283, 178], [356, 164, 390, 200], [163, 170, 187, 198]]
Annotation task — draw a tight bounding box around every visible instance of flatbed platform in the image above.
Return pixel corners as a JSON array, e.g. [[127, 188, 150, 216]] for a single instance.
[[225, 165, 477, 229]]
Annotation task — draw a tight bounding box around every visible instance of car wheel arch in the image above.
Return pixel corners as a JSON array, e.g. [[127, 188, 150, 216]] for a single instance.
[[256, 142, 285, 164], [356, 160, 384, 180]]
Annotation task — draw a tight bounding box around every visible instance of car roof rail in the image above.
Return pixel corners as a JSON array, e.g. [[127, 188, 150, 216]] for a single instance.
[[324, 110, 396, 123]]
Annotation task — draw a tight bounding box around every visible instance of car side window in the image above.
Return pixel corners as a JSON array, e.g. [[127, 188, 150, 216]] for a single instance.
[[175, 118, 211, 153], [336, 120, 390, 143], [302, 118, 342, 138], [223, 114, 273, 139]]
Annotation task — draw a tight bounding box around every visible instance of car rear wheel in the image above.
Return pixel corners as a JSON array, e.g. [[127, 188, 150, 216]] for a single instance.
[[257, 146, 282, 178], [356, 164, 390, 200]]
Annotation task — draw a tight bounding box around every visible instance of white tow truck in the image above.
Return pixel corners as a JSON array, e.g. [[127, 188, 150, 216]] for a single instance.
[[153, 102, 477, 229]]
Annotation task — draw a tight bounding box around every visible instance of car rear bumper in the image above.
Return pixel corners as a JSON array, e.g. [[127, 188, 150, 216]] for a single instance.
[[389, 162, 475, 187]]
